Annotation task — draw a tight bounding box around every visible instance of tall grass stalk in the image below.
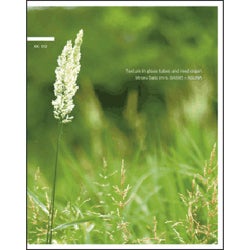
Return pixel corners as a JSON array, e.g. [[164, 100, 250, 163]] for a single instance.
[[46, 29, 83, 244], [46, 122, 63, 243]]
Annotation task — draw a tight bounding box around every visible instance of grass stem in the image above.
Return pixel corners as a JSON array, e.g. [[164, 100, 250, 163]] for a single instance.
[[46, 122, 63, 244]]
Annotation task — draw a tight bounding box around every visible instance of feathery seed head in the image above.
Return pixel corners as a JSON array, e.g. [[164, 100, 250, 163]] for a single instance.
[[52, 29, 83, 123]]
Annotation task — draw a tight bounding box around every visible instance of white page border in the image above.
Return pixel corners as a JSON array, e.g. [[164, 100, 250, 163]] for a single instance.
[[26, 1, 224, 249]]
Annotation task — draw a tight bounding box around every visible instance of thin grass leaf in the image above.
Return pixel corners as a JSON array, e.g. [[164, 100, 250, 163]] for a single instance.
[[125, 172, 152, 212], [53, 215, 110, 231], [28, 189, 49, 215]]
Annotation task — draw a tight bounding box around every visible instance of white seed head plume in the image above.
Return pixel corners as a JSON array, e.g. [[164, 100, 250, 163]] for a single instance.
[[52, 29, 83, 123]]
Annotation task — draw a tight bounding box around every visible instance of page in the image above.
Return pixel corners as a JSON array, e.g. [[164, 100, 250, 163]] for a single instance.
[[26, 1, 223, 249]]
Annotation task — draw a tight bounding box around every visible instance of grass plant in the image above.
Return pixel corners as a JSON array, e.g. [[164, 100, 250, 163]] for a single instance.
[[46, 30, 83, 244], [28, 139, 218, 244]]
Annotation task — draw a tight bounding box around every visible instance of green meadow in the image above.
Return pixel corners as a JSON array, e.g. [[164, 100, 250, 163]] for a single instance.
[[27, 6, 218, 244]]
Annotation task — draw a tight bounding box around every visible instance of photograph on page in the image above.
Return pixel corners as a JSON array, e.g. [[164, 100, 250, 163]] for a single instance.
[[27, 1, 223, 249]]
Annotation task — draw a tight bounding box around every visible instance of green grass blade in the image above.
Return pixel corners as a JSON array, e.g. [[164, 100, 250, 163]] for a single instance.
[[27, 189, 49, 215], [53, 215, 110, 231]]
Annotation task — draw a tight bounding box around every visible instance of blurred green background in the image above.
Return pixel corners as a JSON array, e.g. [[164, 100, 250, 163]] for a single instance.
[[27, 6, 218, 243]]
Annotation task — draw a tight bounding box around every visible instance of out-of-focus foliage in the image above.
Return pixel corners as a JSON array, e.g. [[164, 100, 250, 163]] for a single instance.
[[27, 6, 217, 170]]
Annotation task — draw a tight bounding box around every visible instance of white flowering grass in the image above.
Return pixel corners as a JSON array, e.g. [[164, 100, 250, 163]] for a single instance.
[[52, 29, 83, 124], [47, 29, 83, 244]]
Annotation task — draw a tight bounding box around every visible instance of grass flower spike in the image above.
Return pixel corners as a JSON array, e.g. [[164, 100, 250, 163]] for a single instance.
[[52, 29, 83, 123]]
